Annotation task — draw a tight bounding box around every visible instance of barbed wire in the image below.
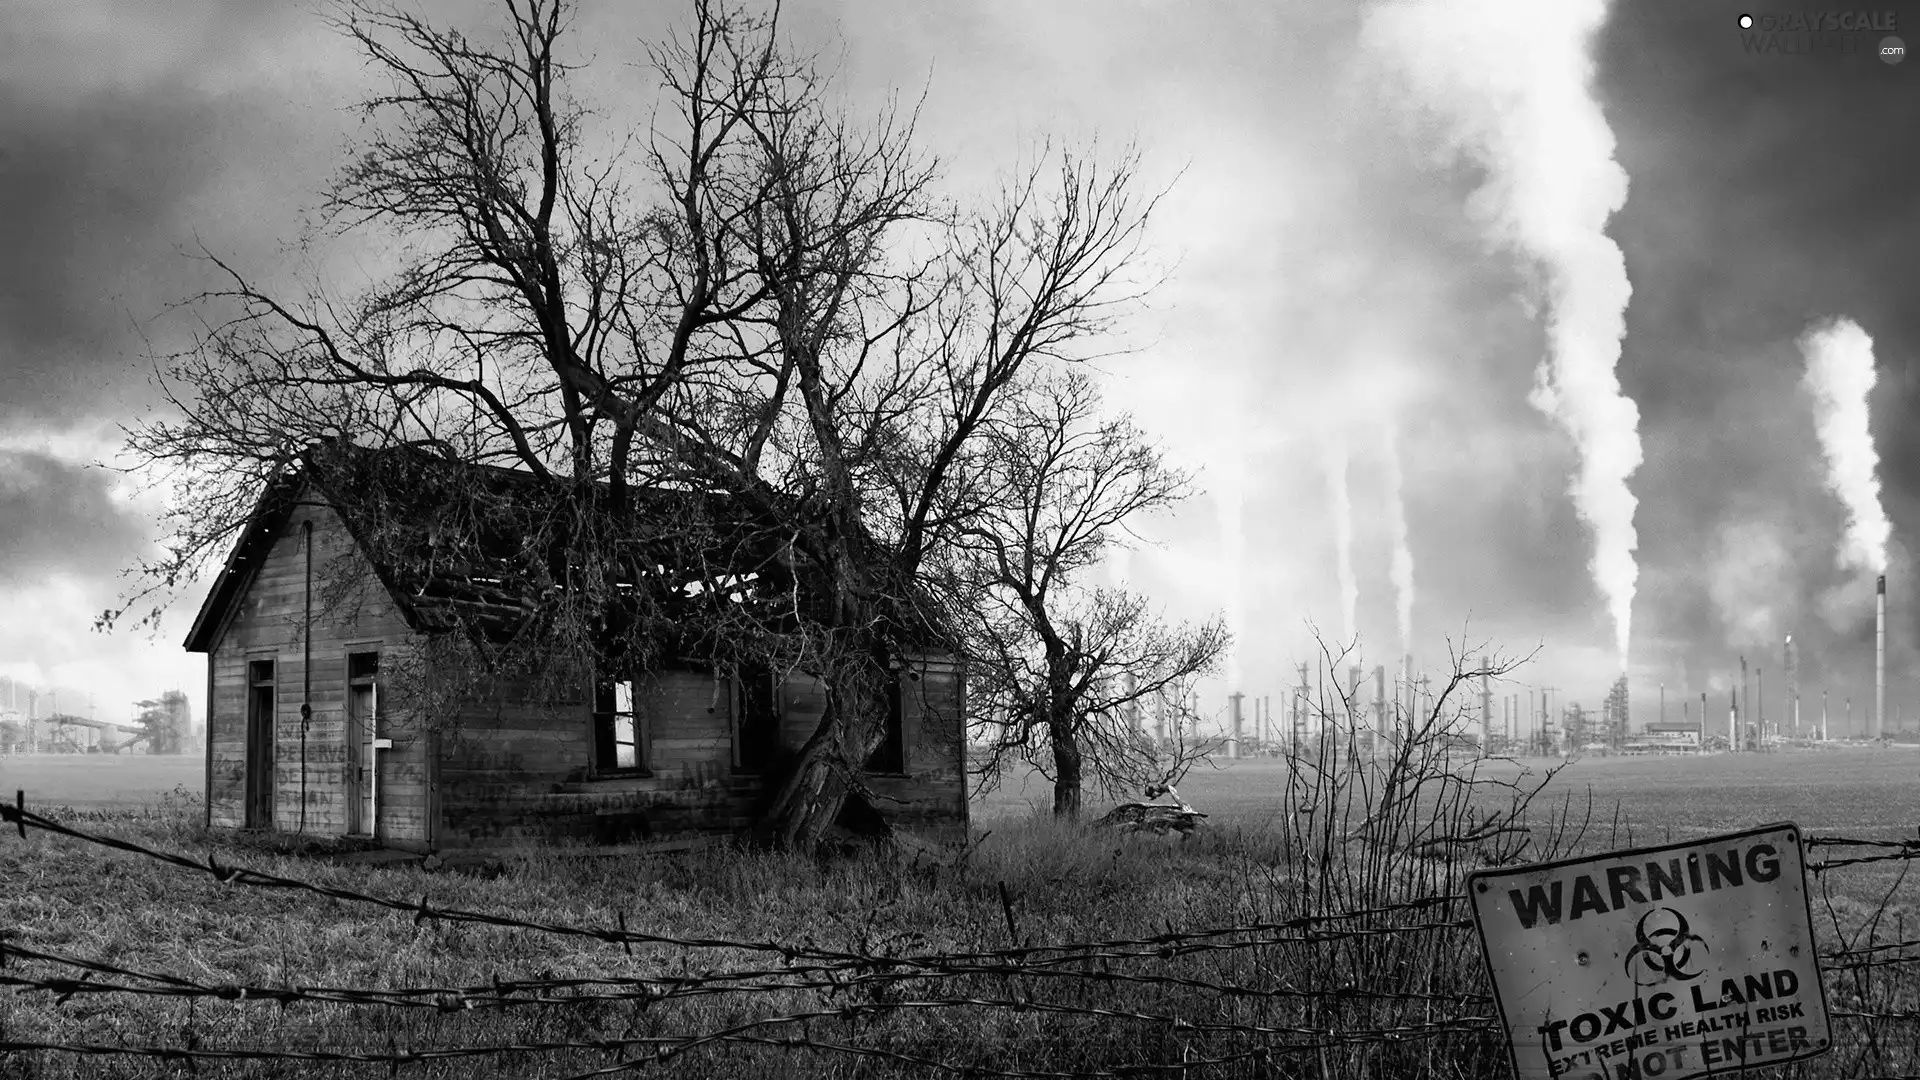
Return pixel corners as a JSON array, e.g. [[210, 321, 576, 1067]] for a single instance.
[[13, 790, 1920, 1077], [0, 936, 1490, 1012], [0, 795, 1474, 970]]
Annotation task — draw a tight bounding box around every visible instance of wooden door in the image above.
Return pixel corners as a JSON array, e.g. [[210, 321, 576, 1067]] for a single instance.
[[348, 653, 393, 839]]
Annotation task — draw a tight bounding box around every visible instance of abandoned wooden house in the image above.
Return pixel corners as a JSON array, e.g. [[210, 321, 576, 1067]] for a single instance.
[[185, 443, 968, 852]]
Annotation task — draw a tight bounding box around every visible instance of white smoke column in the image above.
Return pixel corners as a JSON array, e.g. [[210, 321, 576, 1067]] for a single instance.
[[1800, 317, 1890, 575], [1324, 434, 1358, 645], [1211, 456, 1247, 694], [1363, 0, 1642, 670], [1381, 419, 1415, 654]]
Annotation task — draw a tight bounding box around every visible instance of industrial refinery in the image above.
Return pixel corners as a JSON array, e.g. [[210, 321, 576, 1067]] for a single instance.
[[1191, 568, 1900, 762], [0, 675, 197, 756]]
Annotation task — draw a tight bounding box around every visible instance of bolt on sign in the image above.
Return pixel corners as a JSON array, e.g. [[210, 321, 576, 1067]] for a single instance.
[[1466, 822, 1831, 1079]]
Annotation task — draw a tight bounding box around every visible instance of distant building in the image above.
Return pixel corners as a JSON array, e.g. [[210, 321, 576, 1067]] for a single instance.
[[1626, 720, 1702, 753]]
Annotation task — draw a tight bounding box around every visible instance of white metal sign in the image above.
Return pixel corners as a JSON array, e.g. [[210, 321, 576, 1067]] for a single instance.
[[1467, 822, 1831, 1079]]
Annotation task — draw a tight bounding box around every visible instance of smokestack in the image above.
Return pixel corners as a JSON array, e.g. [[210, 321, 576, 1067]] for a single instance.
[[1877, 573, 1887, 741], [1228, 692, 1244, 759], [1374, 665, 1387, 755], [1739, 656, 1748, 751], [1729, 685, 1737, 752], [1403, 654, 1415, 733], [1480, 668, 1492, 755], [1785, 635, 1799, 739]]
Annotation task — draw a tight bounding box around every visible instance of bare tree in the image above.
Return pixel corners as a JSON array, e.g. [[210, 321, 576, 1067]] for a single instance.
[[950, 369, 1228, 819], [110, 0, 1166, 852]]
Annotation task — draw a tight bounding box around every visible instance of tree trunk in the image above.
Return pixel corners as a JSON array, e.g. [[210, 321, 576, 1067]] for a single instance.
[[754, 651, 893, 852], [1052, 721, 1084, 819], [758, 724, 848, 851]]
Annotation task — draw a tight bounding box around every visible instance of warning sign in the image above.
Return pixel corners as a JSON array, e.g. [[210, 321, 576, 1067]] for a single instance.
[[1466, 822, 1831, 1080]]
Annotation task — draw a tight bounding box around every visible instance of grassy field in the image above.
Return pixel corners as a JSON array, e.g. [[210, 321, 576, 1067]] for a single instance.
[[0, 754, 201, 808], [6, 748, 1920, 1077], [9, 747, 1920, 838], [983, 746, 1920, 839]]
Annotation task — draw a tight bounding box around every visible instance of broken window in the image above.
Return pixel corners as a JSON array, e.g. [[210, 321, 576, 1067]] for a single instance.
[[865, 673, 905, 774], [733, 665, 781, 773], [592, 679, 648, 774]]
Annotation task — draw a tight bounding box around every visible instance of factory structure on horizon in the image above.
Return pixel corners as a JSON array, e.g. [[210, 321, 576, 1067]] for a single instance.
[[1179, 571, 1901, 759], [0, 675, 198, 756]]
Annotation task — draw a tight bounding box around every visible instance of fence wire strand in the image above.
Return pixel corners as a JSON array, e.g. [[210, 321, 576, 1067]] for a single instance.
[[9, 792, 1920, 1076]]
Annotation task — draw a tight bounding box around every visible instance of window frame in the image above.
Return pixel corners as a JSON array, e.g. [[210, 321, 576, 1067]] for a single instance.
[[731, 665, 781, 774], [590, 677, 652, 777], [865, 670, 907, 775]]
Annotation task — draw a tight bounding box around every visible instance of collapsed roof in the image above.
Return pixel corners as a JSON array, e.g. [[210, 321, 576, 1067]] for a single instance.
[[183, 440, 949, 659]]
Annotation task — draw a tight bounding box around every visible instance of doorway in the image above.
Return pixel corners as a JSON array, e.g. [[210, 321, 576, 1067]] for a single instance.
[[347, 652, 388, 838], [244, 659, 275, 828]]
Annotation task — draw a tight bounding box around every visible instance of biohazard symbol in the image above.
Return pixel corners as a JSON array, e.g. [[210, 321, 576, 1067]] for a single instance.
[[1624, 907, 1708, 985]]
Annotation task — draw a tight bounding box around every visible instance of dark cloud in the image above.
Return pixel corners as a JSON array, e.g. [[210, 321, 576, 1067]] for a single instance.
[[0, 1, 346, 426], [1592, 0, 1920, 703], [0, 449, 148, 582], [0, 88, 221, 398]]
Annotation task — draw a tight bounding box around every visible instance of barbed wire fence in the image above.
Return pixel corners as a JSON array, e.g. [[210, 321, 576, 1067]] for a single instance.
[[7, 795, 1920, 1077]]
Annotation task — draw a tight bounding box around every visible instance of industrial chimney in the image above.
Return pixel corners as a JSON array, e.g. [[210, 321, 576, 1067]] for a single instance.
[[1877, 573, 1887, 741], [1374, 665, 1387, 755], [1402, 653, 1415, 734], [1480, 668, 1492, 755], [1228, 691, 1244, 759]]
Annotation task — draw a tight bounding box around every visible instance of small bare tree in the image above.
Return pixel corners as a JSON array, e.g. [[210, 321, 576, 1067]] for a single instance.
[[951, 369, 1229, 819]]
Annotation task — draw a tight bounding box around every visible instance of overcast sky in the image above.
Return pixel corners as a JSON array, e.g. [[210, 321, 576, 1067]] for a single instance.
[[2, 0, 1916, 736]]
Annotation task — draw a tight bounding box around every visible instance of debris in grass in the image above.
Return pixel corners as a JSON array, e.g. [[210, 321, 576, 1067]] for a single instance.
[[1094, 802, 1208, 837]]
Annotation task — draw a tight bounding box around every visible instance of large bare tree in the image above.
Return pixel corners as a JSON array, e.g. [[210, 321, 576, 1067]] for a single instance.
[[111, 0, 1165, 851], [952, 369, 1229, 818]]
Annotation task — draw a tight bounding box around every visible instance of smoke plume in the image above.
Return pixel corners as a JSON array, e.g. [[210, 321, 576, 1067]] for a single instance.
[[1708, 520, 1798, 649], [1324, 434, 1358, 645], [1212, 457, 1247, 691], [1381, 419, 1415, 654], [1362, 0, 1642, 670], [1800, 316, 1890, 576]]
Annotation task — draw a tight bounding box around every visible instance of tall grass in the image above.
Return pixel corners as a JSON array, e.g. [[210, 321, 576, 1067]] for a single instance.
[[7, 681, 1920, 1077]]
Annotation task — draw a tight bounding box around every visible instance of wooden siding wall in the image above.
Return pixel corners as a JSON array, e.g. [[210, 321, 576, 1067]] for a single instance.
[[438, 660, 969, 849], [438, 670, 751, 848], [205, 487, 430, 846], [199, 482, 965, 851], [867, 656, 969, 844]]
